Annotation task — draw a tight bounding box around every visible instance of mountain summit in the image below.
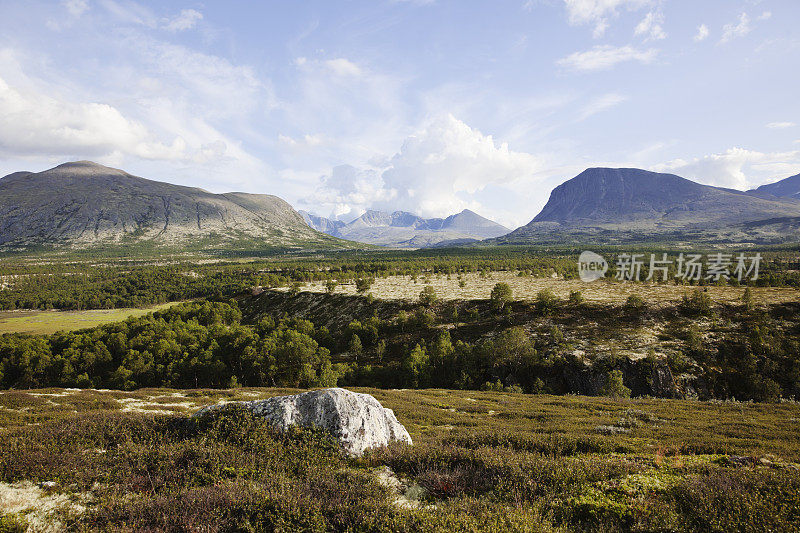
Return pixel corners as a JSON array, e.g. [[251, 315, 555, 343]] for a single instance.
[[0, 161, 337, 250], [496, 167, 800, 244], [300, 208, 509, 248]]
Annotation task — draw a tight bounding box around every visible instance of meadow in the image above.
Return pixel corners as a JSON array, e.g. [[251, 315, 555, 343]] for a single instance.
[[0, 387, 799, 532], [0, 303, 179, 335]]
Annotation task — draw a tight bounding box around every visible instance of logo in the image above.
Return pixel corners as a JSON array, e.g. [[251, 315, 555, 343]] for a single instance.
[[578, 251, 608, 282]]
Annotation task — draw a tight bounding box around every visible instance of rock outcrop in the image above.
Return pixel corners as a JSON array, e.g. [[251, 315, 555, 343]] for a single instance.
[[194, 388, 412, 456]]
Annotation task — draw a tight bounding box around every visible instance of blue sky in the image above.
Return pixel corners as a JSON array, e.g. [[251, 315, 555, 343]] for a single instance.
[[0, 0, 798, 228]]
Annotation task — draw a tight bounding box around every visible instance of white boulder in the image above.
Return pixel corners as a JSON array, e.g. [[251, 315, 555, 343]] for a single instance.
[[194, 388, 412, 456]]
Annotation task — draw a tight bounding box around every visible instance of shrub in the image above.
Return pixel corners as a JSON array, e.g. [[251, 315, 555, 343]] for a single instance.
[[324, 280, 338, 294], [355, 278, 374, 294], [568, 291, 584, 305], [600, 370, 631, 399], [419, 285, 438, 307], [624, 294, 646, 314], [490, 283, 512, 310], [535, 289, 559, 314], [680, 289, 713, 316]]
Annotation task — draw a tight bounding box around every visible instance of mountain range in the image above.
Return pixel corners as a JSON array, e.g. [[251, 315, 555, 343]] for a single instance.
[[3, 161, 800, 253], [299, 209, 510, 248], [0, 161, 340, 251], [493, 168, 800, 245]]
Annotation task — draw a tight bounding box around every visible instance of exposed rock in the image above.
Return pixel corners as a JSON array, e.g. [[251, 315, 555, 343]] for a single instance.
[[194, 388, 412, 456]]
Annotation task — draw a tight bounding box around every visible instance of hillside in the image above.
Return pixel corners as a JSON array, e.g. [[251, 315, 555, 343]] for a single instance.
[[495, 167, 800, 245], [300, 208, 509, 247], [751, 172, 800, 199], [0, 161, 343, 251]]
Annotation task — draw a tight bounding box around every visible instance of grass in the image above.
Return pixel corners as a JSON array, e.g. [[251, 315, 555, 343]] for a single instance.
[[1, 387, 799, 531], [0, 302, 179, 335]]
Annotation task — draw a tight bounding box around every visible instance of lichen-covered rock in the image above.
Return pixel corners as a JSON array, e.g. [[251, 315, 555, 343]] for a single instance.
[[194, 388, 412, 456]]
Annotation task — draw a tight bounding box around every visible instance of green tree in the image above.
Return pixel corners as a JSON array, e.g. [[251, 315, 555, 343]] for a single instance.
[[741, 287, 754, 312], [403, 344, 429, 388], [325, 279, 338, 294], [355, 278, 374, 294], [419, 286, 438, 307], [348, 334, 363, 361], [490, 282, 513, 310], [375, 339, 387, 361], [600, 369, 631, 399]]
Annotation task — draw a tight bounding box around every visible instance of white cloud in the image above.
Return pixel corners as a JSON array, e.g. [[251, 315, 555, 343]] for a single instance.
[[557, 45, 657, 72], [653, 147, 800, 189], [128, 38, 271, 119], [563, 0, 651, 37], [767, 122, 796, 129], [758, 11, 772, 21], [310, 115, 546, 221], [720, 13, 751, 44], [324, 58, 363, 77], [634, 11, 666, 41], [278, 133, 325, 149], [0, 76, 183, 160], [694, 24, 709, 42], [163, 9, 203, 32], [578, 93, 627, 120], [63, 0, 89, 17]]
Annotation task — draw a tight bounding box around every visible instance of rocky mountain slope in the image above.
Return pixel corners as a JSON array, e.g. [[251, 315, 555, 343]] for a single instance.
[[0, 161, 341, 250], [299, 208, 509, 248], [494, 167, 800, 245]]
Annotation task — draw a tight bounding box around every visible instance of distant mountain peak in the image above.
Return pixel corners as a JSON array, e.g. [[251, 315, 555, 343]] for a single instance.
[[299, 207, 509, 248]]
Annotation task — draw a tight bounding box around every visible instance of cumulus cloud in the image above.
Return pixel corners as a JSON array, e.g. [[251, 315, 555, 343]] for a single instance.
[[694, 24, 709, 42], [766, 122, 795, 129], [720, 13, 751, 44], [557, 45, 657, 72], [653, 147, 800, 190], [634, 11, 666, 41], [163, 9, 203, 32], [310, 115, 545, 220], [0, 76, 183, 160], [563, 0, 651, 38]]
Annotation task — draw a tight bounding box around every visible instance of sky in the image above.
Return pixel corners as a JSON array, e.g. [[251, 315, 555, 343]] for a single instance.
[[0, 0, 799, 229]]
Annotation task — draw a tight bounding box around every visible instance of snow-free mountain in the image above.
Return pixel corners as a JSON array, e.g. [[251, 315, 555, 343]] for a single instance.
[[0, 161, 340, 250], [299, 209, 510, 248], [494, 167, 800, 245], [750, 172, 800, 200]]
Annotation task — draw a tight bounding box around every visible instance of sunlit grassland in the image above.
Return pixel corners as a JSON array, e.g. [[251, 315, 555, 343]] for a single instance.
[[300, 270, 800, 306], [1, 388, 799, 531], [0, 302, 179, 335]]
